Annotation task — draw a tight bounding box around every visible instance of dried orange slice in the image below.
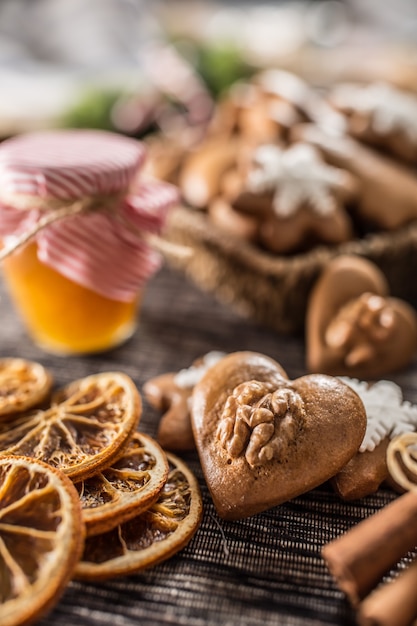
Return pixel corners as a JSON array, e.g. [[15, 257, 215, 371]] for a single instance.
[[0, 455, 84, 626], [0, 358, 52, 416], [75, 453, 203, 580], [77, 431, 169, 536], [0, 372, 141, 481]]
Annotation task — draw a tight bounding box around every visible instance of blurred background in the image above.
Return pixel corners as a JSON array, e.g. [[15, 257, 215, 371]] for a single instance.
[[1, 0, 417, 139]]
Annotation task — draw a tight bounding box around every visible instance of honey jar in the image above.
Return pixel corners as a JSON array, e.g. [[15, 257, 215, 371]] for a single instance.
[[0, 129, 178, 355]]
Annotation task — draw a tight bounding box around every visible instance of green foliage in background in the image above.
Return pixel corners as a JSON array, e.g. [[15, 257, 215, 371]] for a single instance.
[[59, 89, 122, 131], [196, 42, 254, 97], [58, 41, 254, 134], [172, 38, 255, 99]]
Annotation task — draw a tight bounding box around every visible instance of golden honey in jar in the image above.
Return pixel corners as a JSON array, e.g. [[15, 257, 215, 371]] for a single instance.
[[0, 129, 178, 355]]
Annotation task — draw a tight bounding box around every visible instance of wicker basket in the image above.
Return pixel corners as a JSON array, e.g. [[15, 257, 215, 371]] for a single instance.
[[163, 205, 417, 335]]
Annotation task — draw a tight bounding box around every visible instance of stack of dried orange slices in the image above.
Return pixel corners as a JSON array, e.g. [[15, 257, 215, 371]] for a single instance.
[[0, 358, 203, 626]]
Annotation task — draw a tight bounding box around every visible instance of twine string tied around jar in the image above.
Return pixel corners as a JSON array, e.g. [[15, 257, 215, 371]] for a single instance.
[[0, 189, 190, 264]]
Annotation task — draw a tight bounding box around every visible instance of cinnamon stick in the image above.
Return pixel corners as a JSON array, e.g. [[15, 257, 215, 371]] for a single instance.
[[357, 558, 417, 626], [321, 491, 417, 606]]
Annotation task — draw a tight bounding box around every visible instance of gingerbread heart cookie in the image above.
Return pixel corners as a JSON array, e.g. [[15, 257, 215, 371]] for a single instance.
[[191, 351, 366, 520], [306, 255, 417, 378]]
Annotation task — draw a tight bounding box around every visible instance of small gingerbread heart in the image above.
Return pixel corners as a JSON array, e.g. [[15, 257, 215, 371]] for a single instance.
[[306, 255, 417, 378], [191, 351, 366, 520]]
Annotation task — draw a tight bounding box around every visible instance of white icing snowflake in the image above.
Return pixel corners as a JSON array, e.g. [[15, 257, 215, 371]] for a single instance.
[[174, 351, 226, 389], [332, 82, 417, 143], [247, 143, 346, 218], [339, 377, 417, 453]]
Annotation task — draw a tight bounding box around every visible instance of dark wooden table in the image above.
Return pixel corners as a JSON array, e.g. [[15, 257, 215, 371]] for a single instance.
[[1, 262, 413, 626]]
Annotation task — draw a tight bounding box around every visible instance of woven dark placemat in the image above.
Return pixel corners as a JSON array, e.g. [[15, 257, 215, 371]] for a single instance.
[[1, 264, 414, 626]]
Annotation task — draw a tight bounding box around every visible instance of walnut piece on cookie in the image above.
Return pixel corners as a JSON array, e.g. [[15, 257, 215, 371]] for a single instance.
[[306, 255, 417, 379]]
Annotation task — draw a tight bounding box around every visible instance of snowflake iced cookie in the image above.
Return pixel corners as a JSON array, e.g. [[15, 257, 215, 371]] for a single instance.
[[210, 79, 304, 144], [143, 351, 226, 451], [247, 143, 354, 218], [331, 378, 417, 500], [330, 81, 417, 163], [257, 68, 346, 135], [292, 122, 417, 231], [342, 379, 417, 453], [306, 255, 417, 379], [210, 141, 357, 254], [209, 68, 344, 145], [179, 69, 350, 219]]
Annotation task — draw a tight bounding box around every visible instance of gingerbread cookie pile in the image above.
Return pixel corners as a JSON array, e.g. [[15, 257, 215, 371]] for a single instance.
[[175, 69, 417, 252], [0, 358, 202, 626], [153, 69, 417, 335]]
